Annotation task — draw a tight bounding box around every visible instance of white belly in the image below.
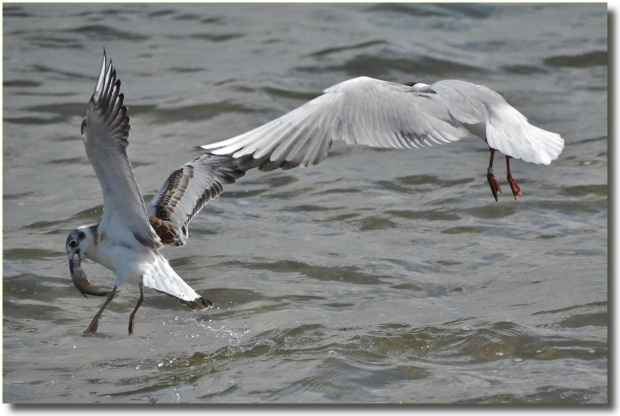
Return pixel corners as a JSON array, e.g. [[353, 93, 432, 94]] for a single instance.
[[85, 241, 155, 285]]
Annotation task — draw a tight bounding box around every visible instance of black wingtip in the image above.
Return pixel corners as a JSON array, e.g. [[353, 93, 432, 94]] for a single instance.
[[152, 288, 213, 310], [185, 296, 213, 310]]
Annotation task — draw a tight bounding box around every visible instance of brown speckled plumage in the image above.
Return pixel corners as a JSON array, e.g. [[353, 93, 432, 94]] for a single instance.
[[149, 216, 184, 247], [145, 155, 245, 247]]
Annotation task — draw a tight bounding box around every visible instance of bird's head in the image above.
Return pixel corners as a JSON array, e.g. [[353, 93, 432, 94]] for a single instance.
[[66, 226, 94, 273]]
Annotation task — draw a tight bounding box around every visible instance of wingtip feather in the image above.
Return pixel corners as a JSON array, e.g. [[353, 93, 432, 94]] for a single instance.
[[94, 50, 108, 95], [184, 297, 213, 310]]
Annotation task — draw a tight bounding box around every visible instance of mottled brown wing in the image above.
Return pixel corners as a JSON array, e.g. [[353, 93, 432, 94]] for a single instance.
[[146, 154, 245, 246]]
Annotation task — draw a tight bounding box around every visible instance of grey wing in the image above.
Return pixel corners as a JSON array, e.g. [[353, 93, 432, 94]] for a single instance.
[[146, 154, 245, 246], [201, 76, 469, 171], [81, 51, 161, 250], [429, 80, 496, 124]]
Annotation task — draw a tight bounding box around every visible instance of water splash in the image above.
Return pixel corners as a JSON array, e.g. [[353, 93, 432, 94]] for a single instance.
[[197, 320, 251, 356]]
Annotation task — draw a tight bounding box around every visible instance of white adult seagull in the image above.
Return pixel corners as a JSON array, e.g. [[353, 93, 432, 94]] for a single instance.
[[66, 52, 244, 335], [202, 77, 564, 201]]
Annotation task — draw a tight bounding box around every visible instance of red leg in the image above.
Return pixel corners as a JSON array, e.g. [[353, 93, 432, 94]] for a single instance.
[[128, 284, 144, 336], [486, 148, 502, 202], [505, 156, 522, 200], [84, 286, 118, 335]]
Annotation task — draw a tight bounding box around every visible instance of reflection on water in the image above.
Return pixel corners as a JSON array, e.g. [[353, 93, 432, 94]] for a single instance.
[[3, 3, 607, 404]]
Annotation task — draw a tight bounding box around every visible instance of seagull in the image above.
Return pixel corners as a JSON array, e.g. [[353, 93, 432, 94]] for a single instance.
[[66, 52, 245, 335], [201, 77, 564, 201]]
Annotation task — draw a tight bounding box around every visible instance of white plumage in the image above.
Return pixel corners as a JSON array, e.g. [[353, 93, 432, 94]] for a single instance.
[[66, 52, 564, 335], [202, 76, 564, 200], [66, 52, 244, 335]]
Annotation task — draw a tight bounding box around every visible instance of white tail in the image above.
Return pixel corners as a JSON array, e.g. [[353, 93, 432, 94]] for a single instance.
[[142, 254, 212, 310], [486, 104, 564, 165]]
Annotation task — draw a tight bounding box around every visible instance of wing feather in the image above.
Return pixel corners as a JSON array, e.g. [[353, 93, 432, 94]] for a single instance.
[[146, 154, 245, 246], [81, 51, 161, 250], [202, 76, 564, 168], [202, 77, 467, 170]]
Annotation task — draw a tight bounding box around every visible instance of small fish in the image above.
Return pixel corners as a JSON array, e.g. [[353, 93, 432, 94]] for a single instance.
[[69, 254, 109, 298]]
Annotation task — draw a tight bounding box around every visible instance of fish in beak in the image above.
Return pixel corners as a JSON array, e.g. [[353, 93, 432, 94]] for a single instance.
[[69, 253, 109, 297]]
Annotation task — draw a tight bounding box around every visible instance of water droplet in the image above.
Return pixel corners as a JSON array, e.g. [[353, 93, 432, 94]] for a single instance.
[[135, 365, 141, 370]]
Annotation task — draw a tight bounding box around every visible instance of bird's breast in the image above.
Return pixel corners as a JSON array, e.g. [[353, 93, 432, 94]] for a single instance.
[[86, 239, 155, 281]]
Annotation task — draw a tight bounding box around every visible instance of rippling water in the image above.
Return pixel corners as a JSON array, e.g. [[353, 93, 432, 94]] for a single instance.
[[3, 3, 607, 404]]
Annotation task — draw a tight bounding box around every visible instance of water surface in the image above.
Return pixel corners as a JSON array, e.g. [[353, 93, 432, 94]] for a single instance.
[[3, 3, 607, 404]]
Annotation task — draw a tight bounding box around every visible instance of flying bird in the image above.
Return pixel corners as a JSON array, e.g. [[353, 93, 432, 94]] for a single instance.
[[66, 52, 244, 335], [67, 52, 563, 335], [201, 77, 564, 201]]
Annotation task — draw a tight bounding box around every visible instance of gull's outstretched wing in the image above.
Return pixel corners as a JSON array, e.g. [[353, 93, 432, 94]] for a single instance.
[[430, 80, 564, 164], [201, 76, 564, 170], [201, 77, 468, 171], [81, 51, 161, 250], [146, 154, 245, 247]]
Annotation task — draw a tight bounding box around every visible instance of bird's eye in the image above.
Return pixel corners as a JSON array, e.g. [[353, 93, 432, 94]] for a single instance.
[[69, 240, 78, 248]]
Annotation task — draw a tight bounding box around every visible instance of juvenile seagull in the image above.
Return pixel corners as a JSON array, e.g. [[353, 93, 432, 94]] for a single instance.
[[202, 77, 564, 201], [66, 52, 244, 335]]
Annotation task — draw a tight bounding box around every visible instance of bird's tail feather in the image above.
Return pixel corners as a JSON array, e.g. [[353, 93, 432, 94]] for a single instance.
[[486, 104, 564, 165], [142, 254, 212, 310]]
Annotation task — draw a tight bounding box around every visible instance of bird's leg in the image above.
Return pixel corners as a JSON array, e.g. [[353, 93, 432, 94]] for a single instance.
[[128, 284, 144, 336], [505, 156, 522, 200], [83, 286, 118, 335], [486, 148, 502, 201]]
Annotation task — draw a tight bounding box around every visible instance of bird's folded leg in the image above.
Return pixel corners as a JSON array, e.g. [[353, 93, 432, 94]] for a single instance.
[[507, 175, 522, 200], [487, 169, 502, 202], [128, 284, 144, 336], [83, 286, 118, 335], [486, 148, 501, 201], [505, 156, 522, 200]]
